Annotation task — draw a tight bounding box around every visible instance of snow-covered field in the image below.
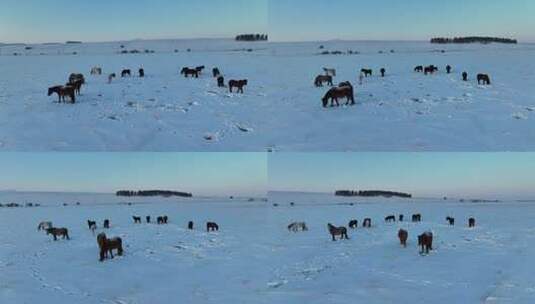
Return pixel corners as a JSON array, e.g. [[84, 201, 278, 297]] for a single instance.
[[1, 39, 534, 151], [2, 191, 535, 303]]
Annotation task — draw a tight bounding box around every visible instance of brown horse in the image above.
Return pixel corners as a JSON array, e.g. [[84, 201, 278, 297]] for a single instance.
[[181, 67, 199, 78], [229, 79, 247, 93], [322, 85, 354, 107], [207, 222, 219, 232], [418, 232, 433, 254], [48, 86, 76, 103], [314, 75, 333, 87], [362, 218, 372, 228], [97, 233, 123, 262], [468, 217, 476, 227], [46, 227, 70, 241], [217, 76, 225, 87], [67, 79, 84, 95], [477, 74, 491, 85], [398, 229, 408, 247], [327, 223, 348, 241]]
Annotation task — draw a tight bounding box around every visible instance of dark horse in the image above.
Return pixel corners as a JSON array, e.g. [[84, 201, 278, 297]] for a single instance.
[[121, 69, 131, 77], [361, 69, 372, 77], [363, 218, 372, 228], [188, 221, 194, 230], [399, 214, 404, 222], [68, 73, 85, 95], [157, 216, 168, 224], [418, 232, 433, 254], [46, 227, 70, 241], [446, 65, 452, 74], [146, 216, 151, 223], [380, 68, 386, 77], [139, 68, 145, 77], [97, 232, 123, 262], [217, 76, 225, 87], [348, 219, 358, 229], [212, 67, 221, 78], [180, 67, 199, 78], [414, 66, 424, 73], [48, 86, 76, 103], [477, 74, 491, 85], [462, 72, 468, 81], [314, 75, 333, 87], [207, 222, 219, 232], [412, 214, 422, 222], [195, 66, 205, 74], [385, 215, 396, 223], [398, 229, 408, 247], [327, 223, 349, 241], [87, 220, 97, 230], [132, 216, 141, 224], [322, 85, 354, 107], [446, 216, 455, 226], [424, 65, 438, 75], [229, 79, 248, 93], [103, 219, 110, 229], [468, 217, 476, 227]]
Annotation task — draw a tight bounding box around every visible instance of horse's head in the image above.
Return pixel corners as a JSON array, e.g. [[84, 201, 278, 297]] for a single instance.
[[47, 87, 54, 96], [322, 93, 330, 107], [180, 68, 186, 74]]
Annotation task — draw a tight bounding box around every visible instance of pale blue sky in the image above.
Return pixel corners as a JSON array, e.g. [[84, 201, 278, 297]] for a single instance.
[[0, 153, 267, 196], [1, 0, 533, 43], [269, 153, 535, 200]]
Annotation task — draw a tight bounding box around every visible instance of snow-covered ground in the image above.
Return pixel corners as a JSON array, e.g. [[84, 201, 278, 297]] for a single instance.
[[1, 39, 534, 151], [2, 191, 535, 303]]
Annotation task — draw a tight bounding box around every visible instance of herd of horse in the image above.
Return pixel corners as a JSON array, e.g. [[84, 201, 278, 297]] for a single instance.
[[290, 214, 477, 255], [37, 217, 221, 262], [316, 64, 492, 108]]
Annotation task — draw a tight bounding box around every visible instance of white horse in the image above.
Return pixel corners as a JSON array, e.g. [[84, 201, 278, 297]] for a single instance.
[[323, 67, 336, 77], [90, 67, 102, 75], [288, 222, 308, 232]]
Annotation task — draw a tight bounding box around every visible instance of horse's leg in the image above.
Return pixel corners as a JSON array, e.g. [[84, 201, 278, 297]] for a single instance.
[[331, 234, 336, 241]]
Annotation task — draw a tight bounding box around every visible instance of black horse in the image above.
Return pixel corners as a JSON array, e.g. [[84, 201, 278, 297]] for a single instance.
[[385, 215, 396, 223], [217, 76, 225, 87], [139, 68, 145, 77], [132, 216, 141, 224], [207, 222, 219, 232], [446, 216, 455, 226], [121, 69, 131, 77], [188, 221, 194, 230], [477, 74, 491, 85], [361, 68, 372, 77], [348, 219, 358, 229], [414, 66, 423, 73], [380, 68, 386, 77], [103, 219, 110, 229], [462, 72, 468, 81], [446, 65, 452, 74], [213, 67, 221, 78]]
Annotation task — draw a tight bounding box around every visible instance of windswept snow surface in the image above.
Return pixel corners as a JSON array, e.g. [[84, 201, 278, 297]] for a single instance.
[[1, 39, 535, 151], [1, 191, 535, 303]]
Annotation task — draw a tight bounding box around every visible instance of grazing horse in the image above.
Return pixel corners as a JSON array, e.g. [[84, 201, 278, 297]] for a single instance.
[[228, 79, 248, 93], [69, 73, 85, 86], [288, 222, 308, 232], [97, 233, 123, 262], [424, 65, 438, 75], [68, 79, 84, 95], [362, 218, 372, 227], [212, 67, 221, 78], [46, 227, 70, 241], [188, 221, 194, 230], [206, 222, 219, 232], [477, 74, 491, 85], [108, 73, 116, 84], [399, 214, 404, 222], [157, 216, 164, 224], [462, 72, 468, 81], [132, 216, 141, 224], [385, 215, 396, 223], [146, 216, 151, 223], [398, 229, 408, 247], [181, 67, 199, 78], [37, 221, 53, 231], [314, 75, 333, 87], [163, 216, 168, 224], [414, 66, 424, 73], [90, 67, 102, 75], [103, 219, 110, 229], [446, 216, 455, 226], [418, 232, 433, 254], [322, 85, 354, 107], [121, 69, 131, 77], [380, 68, 386, 77], [348, 219, 358, 229], [323, 67, 336, 76], [217, 76, 225, 87], [87, 220, 97, 231], [48, 85, 76, 103], [195, 66, 205, 74], [361, 68, 372, 77], [468, 217, 476, 227], [327, 223, 349, 241], [139, 68, 145, 77], [411, 214, 422, 222], [446, 65, 452, 74]]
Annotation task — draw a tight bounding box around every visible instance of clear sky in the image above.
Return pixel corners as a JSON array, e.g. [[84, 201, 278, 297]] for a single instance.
[[269, 0, 535, 42], [269, 153, 535, 200], [1, 0, 533, 43], [0, 0, 268, 43], [0, 153, 267, 196]]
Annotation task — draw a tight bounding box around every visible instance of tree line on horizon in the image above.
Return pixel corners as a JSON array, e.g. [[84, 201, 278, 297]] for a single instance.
[[116, 190, 193, 198], [430, 36, 517, 44], [335, 190, 412, 198], [235, 34, 268, 41]]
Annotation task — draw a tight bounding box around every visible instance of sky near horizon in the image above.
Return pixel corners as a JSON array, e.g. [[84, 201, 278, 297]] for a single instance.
[[268, 153, 535, 200], [0, 0, 533, 43], [0, 153, 267, 196]]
